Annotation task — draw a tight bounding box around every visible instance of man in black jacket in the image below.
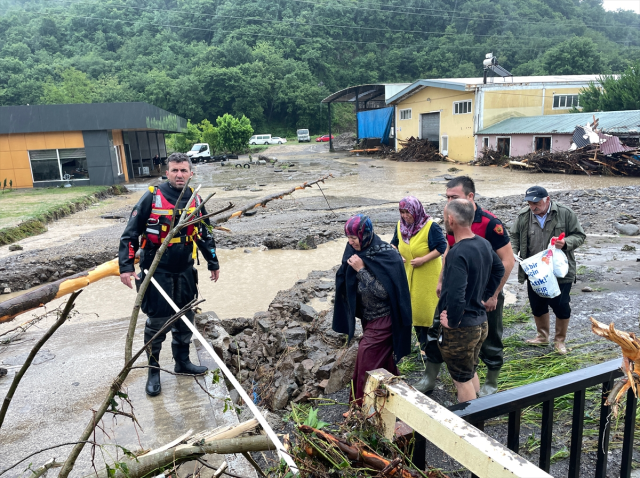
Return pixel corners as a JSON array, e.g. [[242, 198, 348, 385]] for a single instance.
[[119, 153, 220, 396], [438, 199, 504, 403]]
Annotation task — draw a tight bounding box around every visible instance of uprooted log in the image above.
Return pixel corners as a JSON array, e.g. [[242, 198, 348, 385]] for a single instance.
[[214, 174, 334, 224], [0, 259, 126, 324], [380, 137, 445, 162], [299, 425, 422, 478], [93, 420, 275, 478]]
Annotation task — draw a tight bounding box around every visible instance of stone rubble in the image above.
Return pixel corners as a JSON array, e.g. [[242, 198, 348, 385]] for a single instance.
[[196, 267, 363, 411]]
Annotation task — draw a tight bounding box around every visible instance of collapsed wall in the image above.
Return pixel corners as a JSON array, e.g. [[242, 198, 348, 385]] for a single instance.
[[196, 267, 360, 410]]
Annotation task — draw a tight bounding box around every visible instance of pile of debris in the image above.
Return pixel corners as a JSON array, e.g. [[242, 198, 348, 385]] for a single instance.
[[383, 137, 445, 162], [474, 147, 510, 166], [332, 132, 357, 151], [197, 268, 361, 411], [475, 117, 640, 176]]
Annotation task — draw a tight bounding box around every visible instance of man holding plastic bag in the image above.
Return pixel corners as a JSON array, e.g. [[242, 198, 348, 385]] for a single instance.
[[510, 186, 585, 354]]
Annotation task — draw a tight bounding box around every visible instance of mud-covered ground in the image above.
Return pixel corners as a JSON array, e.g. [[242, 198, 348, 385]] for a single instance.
[[1, 144, 639, 477]]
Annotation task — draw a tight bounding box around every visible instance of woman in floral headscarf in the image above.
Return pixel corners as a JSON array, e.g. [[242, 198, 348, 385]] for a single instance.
[[391, 196, 447, 350], [333, 214, 412, 405]]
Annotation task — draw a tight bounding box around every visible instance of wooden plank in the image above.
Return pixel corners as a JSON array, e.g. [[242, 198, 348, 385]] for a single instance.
[[363, 369, 552, 478]]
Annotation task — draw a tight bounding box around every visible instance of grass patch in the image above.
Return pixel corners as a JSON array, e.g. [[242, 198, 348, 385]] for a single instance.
[[0, 185, 127, 246]]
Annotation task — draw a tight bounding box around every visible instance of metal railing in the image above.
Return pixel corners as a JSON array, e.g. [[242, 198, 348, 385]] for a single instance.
[[448, 359, 637, 478]]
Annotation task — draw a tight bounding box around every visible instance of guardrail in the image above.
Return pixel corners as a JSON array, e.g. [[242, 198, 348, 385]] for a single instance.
[[448, 359, 636, 478], [363, 369, 552, 478]]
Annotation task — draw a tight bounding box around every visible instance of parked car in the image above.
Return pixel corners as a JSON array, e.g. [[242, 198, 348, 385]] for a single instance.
[[249, 134, 272, 145], [316, 134, 334, 142], [266, 136, 287, 144], [297, 129, 310, 142]]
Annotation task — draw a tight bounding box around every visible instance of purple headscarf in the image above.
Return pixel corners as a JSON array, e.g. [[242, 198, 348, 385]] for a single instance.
[[398, 196, 431, 244], [344, 214, 374, 250]]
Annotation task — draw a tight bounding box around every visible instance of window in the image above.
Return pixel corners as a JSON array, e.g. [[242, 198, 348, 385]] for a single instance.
[[114, 146, 123, 175], [482, 137, 490, 149], [453, 100, 472, 115], [441, 135, 448, 155], [399, 108, 412, 120], [534, 136, 551, 152], [29, 148, 88, 182], [552, 94, 580, 109], [497, 137, 511, 157]]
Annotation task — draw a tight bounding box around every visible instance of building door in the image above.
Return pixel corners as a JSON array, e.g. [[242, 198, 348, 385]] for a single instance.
[[421, 112, 440, 148]]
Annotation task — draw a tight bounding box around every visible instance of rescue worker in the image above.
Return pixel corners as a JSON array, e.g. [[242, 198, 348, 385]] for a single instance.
[[415, 176, 515, 397], [119, 152, 220, 397]]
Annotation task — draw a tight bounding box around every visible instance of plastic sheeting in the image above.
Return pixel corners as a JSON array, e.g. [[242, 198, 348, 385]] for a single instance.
[[357, 107, 394, 144]]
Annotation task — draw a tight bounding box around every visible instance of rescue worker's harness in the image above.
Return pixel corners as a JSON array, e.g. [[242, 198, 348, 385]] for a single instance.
[[143, 186, 202, 258]]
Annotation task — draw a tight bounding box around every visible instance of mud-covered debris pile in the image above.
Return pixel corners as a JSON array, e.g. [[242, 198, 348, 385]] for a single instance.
[[197, 267, 361, 410], [384, 137, 445, 162], [333, 132, 357, 151]]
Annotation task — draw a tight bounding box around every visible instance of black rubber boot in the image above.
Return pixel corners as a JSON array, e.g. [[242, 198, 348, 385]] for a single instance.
[[414, 361, 442, 394], [144, 322, 164, 397], [172, 343, 207, 375]]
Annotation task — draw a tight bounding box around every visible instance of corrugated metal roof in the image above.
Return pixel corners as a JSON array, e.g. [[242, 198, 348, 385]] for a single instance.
[[477, 110, 640, 135], [598, 131, 631, 154]]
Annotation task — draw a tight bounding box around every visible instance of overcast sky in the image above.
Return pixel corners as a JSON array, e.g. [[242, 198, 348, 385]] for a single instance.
[[602, 0, 640, 13]]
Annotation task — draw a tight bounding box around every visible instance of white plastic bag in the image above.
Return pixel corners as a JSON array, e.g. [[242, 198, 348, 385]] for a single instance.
[[549, 234, 569, 278], [518, 249, 561, 299]]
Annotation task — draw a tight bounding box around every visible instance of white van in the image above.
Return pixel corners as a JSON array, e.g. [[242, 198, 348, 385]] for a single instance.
[[249, 134, 272, 145], [297, 129, 310, 142]]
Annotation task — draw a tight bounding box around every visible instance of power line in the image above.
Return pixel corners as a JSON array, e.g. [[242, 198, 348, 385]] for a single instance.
[[286, 0, 640, 32], [23, 0, 640, 47], [0, 5, 584, 51]]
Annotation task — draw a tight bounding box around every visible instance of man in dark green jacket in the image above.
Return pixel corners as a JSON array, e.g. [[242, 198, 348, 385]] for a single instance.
[[510, 186, 585, 354]]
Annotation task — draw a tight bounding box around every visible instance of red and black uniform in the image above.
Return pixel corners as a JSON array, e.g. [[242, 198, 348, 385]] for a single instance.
[[425, 204, 510, 371], [118, 182, 219, 366]]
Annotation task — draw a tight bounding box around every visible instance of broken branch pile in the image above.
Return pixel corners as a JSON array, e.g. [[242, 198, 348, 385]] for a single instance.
[[474, 147, 510, 166], [504, 144, 640, 176], [382, 137, 444, 162]]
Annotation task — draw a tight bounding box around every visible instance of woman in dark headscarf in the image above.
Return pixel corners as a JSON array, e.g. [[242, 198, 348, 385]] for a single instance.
[[333, 214, 413, 405]]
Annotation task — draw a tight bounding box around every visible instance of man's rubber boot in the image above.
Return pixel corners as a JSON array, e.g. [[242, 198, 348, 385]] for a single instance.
[[525, 313, 550, 345], [172, 343, 208, 375], [478, 368, 501, 397], [414, 362, 442, 394], [144, 329, 162, 397], [554, 318, 569, 355], [146, 353, 161, 396]]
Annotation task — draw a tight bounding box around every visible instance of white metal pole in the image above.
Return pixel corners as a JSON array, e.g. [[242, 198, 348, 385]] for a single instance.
[[145, 270, 298, 474]]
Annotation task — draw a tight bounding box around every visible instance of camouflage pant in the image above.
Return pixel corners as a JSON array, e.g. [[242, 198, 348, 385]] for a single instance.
[[437, 321, 488, 383]]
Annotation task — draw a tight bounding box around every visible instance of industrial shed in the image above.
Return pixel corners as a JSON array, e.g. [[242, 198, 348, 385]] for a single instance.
[[0, 102, 186, 188]]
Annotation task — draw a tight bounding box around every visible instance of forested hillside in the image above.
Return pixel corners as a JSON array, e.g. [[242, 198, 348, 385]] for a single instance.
[[0, 0, 639, 133]]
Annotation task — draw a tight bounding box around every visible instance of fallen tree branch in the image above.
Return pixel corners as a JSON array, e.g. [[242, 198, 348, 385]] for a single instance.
[[91, 435, 275, 478], [299, 425, 420, 478], [214, 175, 334, 224], [0, 291, 81, 430], [57, 298, 203, 478], [0, 441, 98, 477]]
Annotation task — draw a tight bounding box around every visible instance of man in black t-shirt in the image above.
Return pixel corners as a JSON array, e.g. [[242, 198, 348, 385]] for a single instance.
[[415, 176, 515, 397], [438, 200, 504, 402]]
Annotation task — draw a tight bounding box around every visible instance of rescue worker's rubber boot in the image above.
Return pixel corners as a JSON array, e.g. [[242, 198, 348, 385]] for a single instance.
[[554, 318, 569, 355], [525, 313, 550, 345], [478, 368, 501, 397], [144, 327, 162, 396], [172, 343, 208, 375], [414, 362, 441, 394]]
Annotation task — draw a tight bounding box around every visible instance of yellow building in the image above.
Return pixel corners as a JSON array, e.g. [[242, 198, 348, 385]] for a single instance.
[[386, 75, 599, 162]]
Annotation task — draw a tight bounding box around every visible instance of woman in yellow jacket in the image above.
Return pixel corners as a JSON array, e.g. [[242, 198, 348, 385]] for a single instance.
[[391, 196, 447, 351]]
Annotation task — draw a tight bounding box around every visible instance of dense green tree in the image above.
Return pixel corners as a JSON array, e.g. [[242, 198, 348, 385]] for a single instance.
[[580, 63, 640, 112], [0, 0, 639, 133], [216, 114, 254, 153]]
